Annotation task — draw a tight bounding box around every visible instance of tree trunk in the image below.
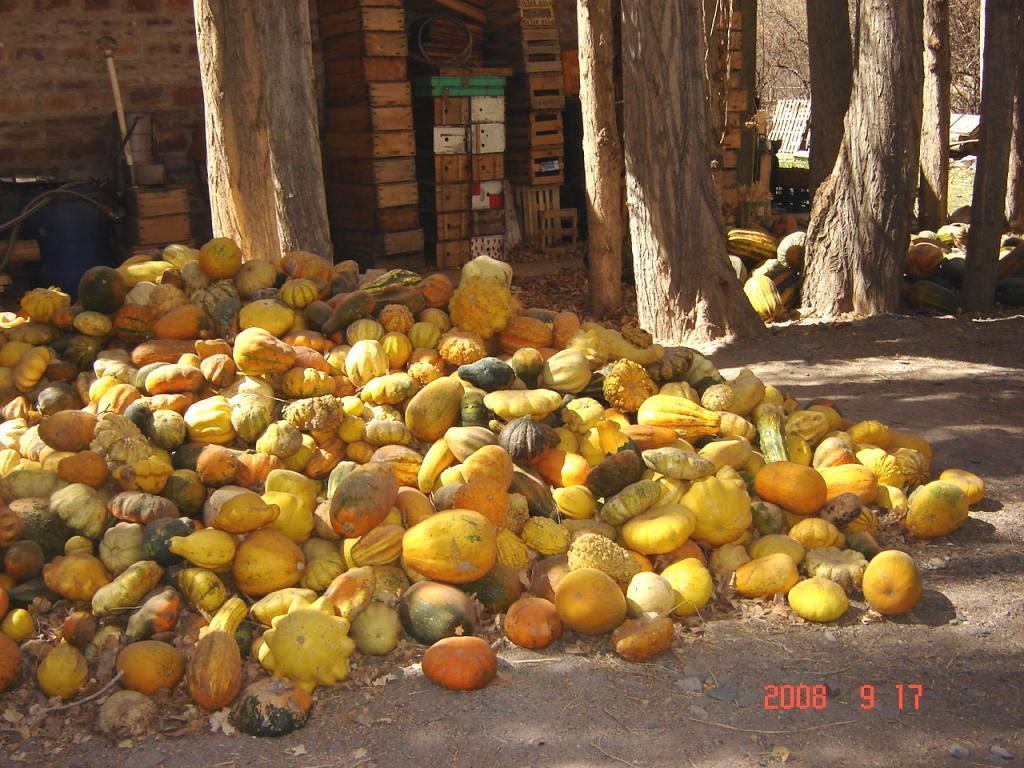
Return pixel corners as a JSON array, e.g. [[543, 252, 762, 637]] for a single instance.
[[621, 0, 763, 345], [962, 0, 1022, 309], [918, 0, 950, 230], [194, 0, 332, 262], [578, 0, 625, 316], [1007, 33, 1024, 231], [802, 0, 924, 317], [806, 0, 853, 196]]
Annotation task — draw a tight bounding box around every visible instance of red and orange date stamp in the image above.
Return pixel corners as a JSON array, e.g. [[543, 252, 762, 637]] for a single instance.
[[762, 683, 924, 711]]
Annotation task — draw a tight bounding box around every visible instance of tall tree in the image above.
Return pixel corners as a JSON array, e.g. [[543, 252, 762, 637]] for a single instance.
[[805, 0, 853, 195], [578, 0, 625, 316], [1007, 37, 1024, 231], [962, 0, 1023, 309], [802, 0, 924, 317], [919, 0, 951, 230], [621, 0, 763, 345], [194, 0, 332, 261]]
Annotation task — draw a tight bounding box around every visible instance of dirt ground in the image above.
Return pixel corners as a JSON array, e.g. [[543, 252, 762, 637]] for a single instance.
[[3, 313, 1023, 768]]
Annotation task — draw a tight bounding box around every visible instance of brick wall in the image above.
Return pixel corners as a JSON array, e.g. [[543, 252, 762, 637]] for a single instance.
[[0, 0, 205, 184]]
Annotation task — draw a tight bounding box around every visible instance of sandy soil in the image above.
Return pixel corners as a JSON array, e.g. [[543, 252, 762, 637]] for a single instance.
[[3, 313, 1023, 768]]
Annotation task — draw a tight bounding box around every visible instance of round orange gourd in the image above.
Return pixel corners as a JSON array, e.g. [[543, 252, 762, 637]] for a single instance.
[[532, 449, 592, 488], [503, 596, 562, 649], [553, 567, 627, 635], [611, 616, 675, 663], [752, 461, 827, 516], [938, 469, 985, 505], [861, 550, 922, 615], [451, 478, 508, 527], [461, 445, 514, 489], [198, 237, 243, 279], [116, 640, 185, 694], [421, 636, 497, 691], [57, 450, 110, 487]]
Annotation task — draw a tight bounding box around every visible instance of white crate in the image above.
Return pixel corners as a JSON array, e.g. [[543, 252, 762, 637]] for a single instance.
[[434, 125, 467, 154], [470, 123, 506, 154], [471, 96, 505, 124]]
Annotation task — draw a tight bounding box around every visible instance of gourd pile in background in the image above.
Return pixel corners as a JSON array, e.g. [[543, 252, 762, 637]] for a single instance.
[[0, 242, 987, 737], [728, 224, 1024, 320]]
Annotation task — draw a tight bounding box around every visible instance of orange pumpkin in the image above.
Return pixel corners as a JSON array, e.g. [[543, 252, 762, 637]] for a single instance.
[[0, 633, 21, 693], [196, 445, 240, 487], [4, 540, 44, 582], [753, 461, 827, 516], [418, 273, 455, 308], [97, 382, 142, 414], [451, 478, 508, 527], [503, 597, 562, 649], [0, 505, 26, 548], [112, 304, 155, 342], [861, 550, 922, 615], [61, 610, 98, 648], [653, 539, 706, 571], [195, 339, 233, 359], [116, 640, 185, 694], [421, 636, 497, 691], [57, 451, 110, 487], [187, 630, 242, 710], [553, 567, 627, 635], [153, 304, 212, 340], [461, 445, 514, 489], [235, 453, 284, 489], [496, 315, 554, 354], [38, 410, 98, 452], [330, 464, 400, 537], [396, 487, 435, 527], [611, 617, 675, 663], [199, 354, 238, 388], [532, 449, 592, 488]]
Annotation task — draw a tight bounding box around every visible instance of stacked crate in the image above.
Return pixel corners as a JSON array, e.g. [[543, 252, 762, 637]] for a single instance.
[[486, 0, 576, 251], [319, 0, 425, 268], [415, 74, 508, 268], [124, 186, 192, 254]]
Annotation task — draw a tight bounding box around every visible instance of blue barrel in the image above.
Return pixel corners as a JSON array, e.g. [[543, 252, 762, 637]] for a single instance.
[[18, 182, 115, 297]]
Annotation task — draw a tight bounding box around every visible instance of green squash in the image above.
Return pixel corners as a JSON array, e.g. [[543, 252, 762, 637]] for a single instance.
[[78, 265, 127, 313], [585, 449, 644, 498], [457, 357, 516, 392], [996, 277, 1024, 307], [906, 280, 959, 314], [231, 678, 313, 737], [161, 470, 206, 517], [398, 581, 479, 645], [460, 563, 523, 614], [142, 516, 197, 565], [460, 391, 490, 427]]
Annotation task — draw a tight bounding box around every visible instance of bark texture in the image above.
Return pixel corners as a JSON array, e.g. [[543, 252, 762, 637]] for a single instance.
[[919, 0, 950, 230], [621, 0, 763, 345], [194, 0, 332, 262], [806, 0, 853, 196], [578, 0, 625, 316], [803, 0, 924, 317], [1007, 34, 1024, 231], [963, 0, 1023, 309]]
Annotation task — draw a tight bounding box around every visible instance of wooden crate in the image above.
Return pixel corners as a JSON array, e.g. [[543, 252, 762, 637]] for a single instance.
[[433, 125, 468, 154], [326, 104, 413, 133], [425, 211, 472, 241], [507, 148, 564, 185], [469, 122, 506, 154], [471, 209, 505, 236], [337, 227, 425, 260], [325, 157, 416, 185], [324, 56, 407, 84], [432, 96, 471, 126], [470, 96, 504, 123], [513, 184, 559, 237], [318, 6, 405, 37], [430, 239, 471, 269], [331, 202, 421, 232], [124, 186, 188, 218], [426, 154, 504, 183], [322, 31, 407, 59], [538, 208, 578, 249], [488, 0, 556, 28], [507, 72, 564, 111], [326, 81, 411, 108], [506, 110, 562, 148], [470, 180, 504, 210], [488, 27, 561, 73], [329, 181, 418, 210], [324, 130, 416, 158], [126, 213, 191, 246], [472, 153, 504, 181], [420, 183, 471, 213]]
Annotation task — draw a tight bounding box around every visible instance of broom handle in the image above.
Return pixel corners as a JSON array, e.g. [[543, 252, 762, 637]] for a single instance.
[[98, 36, 134, 168]]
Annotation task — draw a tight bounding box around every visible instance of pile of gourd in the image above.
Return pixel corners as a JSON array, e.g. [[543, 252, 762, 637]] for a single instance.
[[728, 225, 1024, 320], [0, 240, 987, 737]]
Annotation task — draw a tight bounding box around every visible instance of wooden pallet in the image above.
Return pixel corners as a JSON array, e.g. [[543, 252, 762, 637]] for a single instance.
[[488, 0, 556, 28], [513, 184, 559, 236], [489, 30, 562, 74], [538, 208, 578, 249], [507, 148, 564, 185]]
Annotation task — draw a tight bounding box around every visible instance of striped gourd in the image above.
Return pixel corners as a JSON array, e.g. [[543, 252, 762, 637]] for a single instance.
[[727, 228, 778, 265], [743, 275, 783, 322]]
